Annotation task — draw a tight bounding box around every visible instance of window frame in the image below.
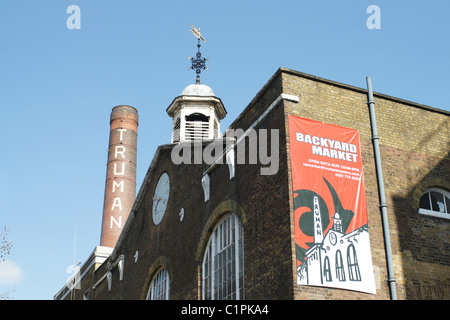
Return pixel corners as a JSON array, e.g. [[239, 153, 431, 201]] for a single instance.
[[347, 244, 361, 282], [418, 187, 450, 220], [146, 268, 170, 300], [335, 250, 346, 282], [201, 213, 244, 300], [323, 256, 332, 282]]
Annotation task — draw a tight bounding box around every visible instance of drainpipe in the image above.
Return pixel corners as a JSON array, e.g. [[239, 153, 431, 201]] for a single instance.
[[366, 77, 397, 300]]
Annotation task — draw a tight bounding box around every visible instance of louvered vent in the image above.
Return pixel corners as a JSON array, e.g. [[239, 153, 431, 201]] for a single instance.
[[172, 117, 181, 142], [185, 113, 210, 141]]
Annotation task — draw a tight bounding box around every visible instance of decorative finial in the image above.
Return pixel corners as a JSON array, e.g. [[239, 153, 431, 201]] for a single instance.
[[188, 25, 208, 84]]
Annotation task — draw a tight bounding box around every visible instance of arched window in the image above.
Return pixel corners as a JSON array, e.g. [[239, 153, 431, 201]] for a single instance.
[[419, 187, 450, 220], [202, 214, 244, 300], [186, 113, 209, 122], [347, 244, 361, 281], [323, 256, 332, 282], [146, 268, 170, 300], [335, 250, 345, 281]]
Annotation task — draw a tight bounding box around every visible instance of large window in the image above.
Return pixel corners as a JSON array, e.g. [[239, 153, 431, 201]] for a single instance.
[[202, 214, 244, 300], [335, 250, 345, 282], [419, 187, 450, 220], [146, 268, 170, 300], [323, 257, 332, 282], [347, 244, 361, 281]]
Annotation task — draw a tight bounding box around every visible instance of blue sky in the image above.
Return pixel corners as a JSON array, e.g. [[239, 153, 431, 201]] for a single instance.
[[0, 1, 448, 300]]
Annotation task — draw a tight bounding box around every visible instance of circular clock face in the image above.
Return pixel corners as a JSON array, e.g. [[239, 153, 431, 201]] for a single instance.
[[152, 172, 170, 225], [329, 232, 337, 246]]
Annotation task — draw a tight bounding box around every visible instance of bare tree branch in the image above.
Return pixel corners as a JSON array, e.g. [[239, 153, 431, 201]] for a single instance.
[[0, 226, 15, 300]]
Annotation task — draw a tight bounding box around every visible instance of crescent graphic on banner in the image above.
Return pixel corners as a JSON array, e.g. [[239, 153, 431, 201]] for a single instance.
[[293, 177, 356, 264]]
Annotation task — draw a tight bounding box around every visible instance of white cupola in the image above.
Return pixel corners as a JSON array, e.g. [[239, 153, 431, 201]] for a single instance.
[[166, 83, 226, 143]]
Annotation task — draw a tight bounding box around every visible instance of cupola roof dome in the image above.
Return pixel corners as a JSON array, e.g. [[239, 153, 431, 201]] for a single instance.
[[181, 84, 215, 97]]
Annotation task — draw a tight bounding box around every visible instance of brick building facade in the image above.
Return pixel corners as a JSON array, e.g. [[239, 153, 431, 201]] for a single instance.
[[55, 67, 449, 300]]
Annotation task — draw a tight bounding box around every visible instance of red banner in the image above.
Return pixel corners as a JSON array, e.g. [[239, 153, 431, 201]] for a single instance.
[[288, 115, 376, 294]]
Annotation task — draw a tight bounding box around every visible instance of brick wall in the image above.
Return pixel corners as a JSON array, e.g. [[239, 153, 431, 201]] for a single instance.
[[64, 67, 449, 300], [281, 67, 450, 300], [88, 71, 296, 300]]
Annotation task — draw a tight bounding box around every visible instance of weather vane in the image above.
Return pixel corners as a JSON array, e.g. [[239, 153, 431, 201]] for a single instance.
[[189, 25, 208, 84]]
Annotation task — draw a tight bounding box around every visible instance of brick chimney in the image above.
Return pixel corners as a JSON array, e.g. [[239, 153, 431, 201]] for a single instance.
[[100, 105, 138, 248]]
